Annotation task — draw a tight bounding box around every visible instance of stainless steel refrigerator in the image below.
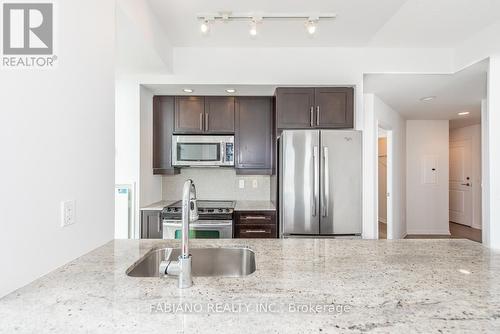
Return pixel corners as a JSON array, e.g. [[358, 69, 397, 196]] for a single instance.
[[279, 130, 362, 237]]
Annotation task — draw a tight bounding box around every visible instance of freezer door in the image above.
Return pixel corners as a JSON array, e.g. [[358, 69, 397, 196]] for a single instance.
[[320, 130, 362, 235], [280, 130, 320, 235]]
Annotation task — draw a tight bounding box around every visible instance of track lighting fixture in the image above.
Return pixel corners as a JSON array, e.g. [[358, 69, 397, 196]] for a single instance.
[[197, 12, 336, 37]]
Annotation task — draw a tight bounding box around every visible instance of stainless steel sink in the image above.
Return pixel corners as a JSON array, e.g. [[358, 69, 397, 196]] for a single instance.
[[126, 247, 256, 277]]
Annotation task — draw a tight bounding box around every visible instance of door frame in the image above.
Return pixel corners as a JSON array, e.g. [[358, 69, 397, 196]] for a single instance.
[[376, 123, 394, 239]]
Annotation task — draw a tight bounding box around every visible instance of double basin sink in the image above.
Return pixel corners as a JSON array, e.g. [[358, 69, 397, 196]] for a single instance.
[[126, 247, 256, 277]]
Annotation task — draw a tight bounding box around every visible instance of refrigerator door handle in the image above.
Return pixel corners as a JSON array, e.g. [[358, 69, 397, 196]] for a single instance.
[[322, 146, 329, 217], [312, 145, 319, 217]]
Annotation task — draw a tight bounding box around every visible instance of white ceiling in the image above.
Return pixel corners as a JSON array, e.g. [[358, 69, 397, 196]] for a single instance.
[[364, 60, 488, 129], [147, 0, 500, 47]]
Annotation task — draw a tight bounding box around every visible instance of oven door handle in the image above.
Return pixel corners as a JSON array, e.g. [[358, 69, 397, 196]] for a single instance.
[[163, 222, 233, 228]]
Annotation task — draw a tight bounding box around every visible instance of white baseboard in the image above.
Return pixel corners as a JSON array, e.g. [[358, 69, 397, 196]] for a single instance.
[[471, 223, 482, 230], [406, 229, 451, 235]]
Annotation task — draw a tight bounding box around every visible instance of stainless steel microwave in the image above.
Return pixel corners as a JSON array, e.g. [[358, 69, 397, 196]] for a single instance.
[[172, 135, 234, 167]]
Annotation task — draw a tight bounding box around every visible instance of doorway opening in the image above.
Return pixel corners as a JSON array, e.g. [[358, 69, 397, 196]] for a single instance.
[[377, 126, 393, 239]]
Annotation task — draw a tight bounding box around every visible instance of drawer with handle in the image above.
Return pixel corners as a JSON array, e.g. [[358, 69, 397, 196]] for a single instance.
[[234, 211, 276, 238], [236, 211, 276, 225], [235, 223, 276, 239]]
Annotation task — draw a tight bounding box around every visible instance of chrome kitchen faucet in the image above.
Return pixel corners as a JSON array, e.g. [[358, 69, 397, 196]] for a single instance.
[[159, 179, 199, 288]]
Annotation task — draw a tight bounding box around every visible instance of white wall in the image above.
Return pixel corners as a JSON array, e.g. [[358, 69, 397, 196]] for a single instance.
[[455, 22, 500, 70], [483, 56, 500, 248], [406, 120, 450, 235], [450, 124, 482, 229], [116, 0, 173, 76], [0, 0, 115, 297], [162, 169, 270, 201], [364, 94, 407, 239]]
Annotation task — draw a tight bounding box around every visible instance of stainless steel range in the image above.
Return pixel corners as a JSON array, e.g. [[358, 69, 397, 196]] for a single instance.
[[162, 200, 235, 239]]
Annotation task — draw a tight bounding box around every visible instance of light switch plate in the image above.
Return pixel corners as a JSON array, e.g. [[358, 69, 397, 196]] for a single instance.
[[61, 200, 76, 227], [239, 179, 245, 189], [252, 179, 258, 188]]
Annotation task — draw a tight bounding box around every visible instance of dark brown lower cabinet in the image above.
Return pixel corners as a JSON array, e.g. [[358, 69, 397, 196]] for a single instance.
[[234, 211, 277, 238], [141, 210, 163, 239]]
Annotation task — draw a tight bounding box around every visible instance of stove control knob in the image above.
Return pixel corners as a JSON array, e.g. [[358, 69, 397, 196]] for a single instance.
[[218, 209, 223, 212]]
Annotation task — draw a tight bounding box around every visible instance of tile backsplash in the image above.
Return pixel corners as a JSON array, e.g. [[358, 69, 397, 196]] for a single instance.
[[162, 168, 271, 201]]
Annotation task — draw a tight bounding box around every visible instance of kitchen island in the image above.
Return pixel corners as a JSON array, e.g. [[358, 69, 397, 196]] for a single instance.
[[1, 239, 500, 333]]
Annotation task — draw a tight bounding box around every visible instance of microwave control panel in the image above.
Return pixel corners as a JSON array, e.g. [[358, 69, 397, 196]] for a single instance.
[[225, 143, 234, 163]]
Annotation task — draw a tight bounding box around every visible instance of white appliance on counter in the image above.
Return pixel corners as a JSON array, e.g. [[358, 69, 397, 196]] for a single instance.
[[172, 135, 234, 167], [279, 130, 362, 237]]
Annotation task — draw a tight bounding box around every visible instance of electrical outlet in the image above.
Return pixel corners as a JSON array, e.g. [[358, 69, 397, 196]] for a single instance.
[[61, 200, 76, 227], [252, 179, 258, 188], [239, 179, 245, 189]]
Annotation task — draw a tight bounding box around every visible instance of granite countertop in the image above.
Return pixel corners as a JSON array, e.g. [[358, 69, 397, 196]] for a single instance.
[[2, 239, 500, 333], [140, 200, 177, 211], [234, 200, 276, 211]]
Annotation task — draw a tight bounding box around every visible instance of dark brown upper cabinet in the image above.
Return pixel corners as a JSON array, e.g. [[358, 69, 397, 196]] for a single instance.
[[276, 88, 315, 128], [204, 97, 235, 133], [174, 96, 205, 133], [174, 96, 235, 134], [153, 96, 179, 175], [314, 87, 354, 128], [235, 97, 273, 174], [275, 87, 354, 129]]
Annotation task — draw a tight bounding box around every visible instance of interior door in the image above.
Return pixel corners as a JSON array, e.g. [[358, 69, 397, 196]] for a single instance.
[[280, 130, 320, 235], [320, 130, 362, 235], [449, 139, 473, 226]]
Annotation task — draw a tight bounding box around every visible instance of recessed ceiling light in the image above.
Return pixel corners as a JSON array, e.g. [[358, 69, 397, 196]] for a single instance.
[[420, 96, 436, 102], [225, 88, 236, 93], [183, 88, 193, 93], [458, 111, 470, 116], [458, 269, 471, 275]]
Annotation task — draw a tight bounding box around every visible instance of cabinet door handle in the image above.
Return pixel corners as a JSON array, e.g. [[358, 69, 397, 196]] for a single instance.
[[244, 230, 269, 233], [322, 146, 329, 217], [242, 216, 269, 220], [205, 113, 209, 131], [316, 106, 320, 126], [312, 145, 318, 217], [310, 106, 314, 127], [199, 113, 203, 131]]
